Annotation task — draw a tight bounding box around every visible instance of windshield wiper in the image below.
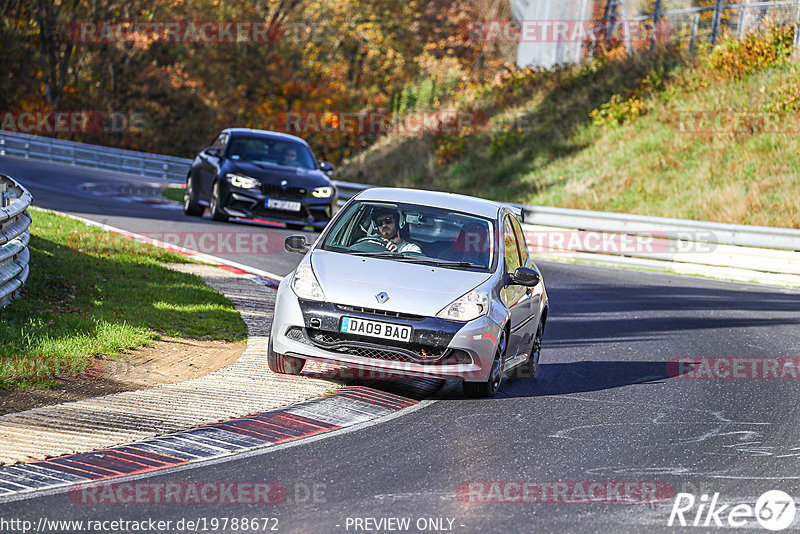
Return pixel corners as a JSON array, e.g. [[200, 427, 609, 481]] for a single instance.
[[350, 251, 406, 259], [395, 258, 486, 269]]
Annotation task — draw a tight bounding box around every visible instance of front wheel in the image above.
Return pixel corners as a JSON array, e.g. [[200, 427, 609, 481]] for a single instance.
[[183, 174, 204, 216], [463, 331, 506, 398], [267, 336, 305, 375], [511, 320, 544, 380], [209, 180, 229, 222]]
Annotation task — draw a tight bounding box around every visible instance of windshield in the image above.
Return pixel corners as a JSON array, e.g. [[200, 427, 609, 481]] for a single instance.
[[226, 136, 317, 170], [322, 200, 495, 270]]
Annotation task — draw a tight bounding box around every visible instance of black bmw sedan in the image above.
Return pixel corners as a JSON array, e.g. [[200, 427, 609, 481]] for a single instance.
[[183, 128, 337, 230]]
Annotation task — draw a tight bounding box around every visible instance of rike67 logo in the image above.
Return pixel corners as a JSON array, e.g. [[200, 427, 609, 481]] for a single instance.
[[668, 490, 796, 531]]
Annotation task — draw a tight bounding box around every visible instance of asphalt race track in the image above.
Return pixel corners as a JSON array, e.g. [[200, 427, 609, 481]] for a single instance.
[[3, 155, 800, 533]]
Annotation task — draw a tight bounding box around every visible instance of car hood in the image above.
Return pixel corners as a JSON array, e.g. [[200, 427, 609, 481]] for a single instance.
[[228, 161, 330, 188], [310, 250, 492, 316]]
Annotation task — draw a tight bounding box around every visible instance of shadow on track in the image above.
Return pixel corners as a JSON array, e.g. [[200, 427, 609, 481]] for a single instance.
[[499, 360, 673, 398]]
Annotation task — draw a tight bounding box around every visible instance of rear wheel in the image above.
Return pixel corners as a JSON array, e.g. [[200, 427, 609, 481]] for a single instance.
[[267, 336, 305, 375], [463, 331, 506, 398], [183, 174, 204, 216], [209, 180, 229, 222]]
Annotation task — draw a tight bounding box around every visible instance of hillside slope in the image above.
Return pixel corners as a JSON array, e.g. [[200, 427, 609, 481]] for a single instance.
[[338, 28, 800, 228]]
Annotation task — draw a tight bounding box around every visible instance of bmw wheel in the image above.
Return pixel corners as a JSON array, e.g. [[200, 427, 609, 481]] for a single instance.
[[463, 331, 506, 398], [267, 336, 305, 375], [183, 173, 204, 216], [209, 180, 229, 222]]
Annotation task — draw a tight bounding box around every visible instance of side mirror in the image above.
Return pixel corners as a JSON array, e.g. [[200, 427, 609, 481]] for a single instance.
[[319, 161, 334, 175], [206, 147, 221, 157], [285, 235, 310, 254], [508, 266, 540, 287]]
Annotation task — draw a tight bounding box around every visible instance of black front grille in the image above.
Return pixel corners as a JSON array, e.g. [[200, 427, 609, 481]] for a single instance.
[[306, 328, 447, 363], [287, 326, 471, 366], [336, 305, 425, 321], [262, 183, 307, 199]]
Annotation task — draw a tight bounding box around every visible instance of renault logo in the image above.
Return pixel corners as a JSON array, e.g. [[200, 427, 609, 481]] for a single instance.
[[376, 292, 389, 303]]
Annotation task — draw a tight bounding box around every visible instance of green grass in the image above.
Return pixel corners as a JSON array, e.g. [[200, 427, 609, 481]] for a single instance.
[[338, 31, 800, 229], [0, 209, 247, 389], [161, 187, 185, 203]]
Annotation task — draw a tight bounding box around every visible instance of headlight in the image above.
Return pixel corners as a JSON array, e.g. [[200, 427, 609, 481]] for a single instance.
[[227, 173, 260, 189], [311, 186, 334, 198], [291, 265, 326, 301], [437, 291, 490, 322]]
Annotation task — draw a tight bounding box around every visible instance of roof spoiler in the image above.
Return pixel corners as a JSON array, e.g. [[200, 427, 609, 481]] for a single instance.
[[502, 203, 525, 222]]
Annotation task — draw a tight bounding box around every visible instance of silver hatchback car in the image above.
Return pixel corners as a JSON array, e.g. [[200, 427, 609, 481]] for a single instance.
[[269, 187, 548, 397]]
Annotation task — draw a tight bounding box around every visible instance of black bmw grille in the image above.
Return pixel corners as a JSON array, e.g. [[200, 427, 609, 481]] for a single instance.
[[262, 183, 306, 199]]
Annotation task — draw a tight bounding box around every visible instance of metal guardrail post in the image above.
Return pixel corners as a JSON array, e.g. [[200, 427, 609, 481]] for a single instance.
[[650, 0, 663, 54], [689, 13, 700, 56], [709, 0, 725, 52], [620, 0, 632, 53], [737, 6, 746, 38], [794, 1, 800, 49]]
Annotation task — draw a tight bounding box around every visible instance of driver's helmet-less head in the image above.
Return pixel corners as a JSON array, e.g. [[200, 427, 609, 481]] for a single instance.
[[372, 207, 401, 226]]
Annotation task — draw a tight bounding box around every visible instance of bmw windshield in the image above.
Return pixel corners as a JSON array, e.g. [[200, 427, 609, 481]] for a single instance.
[[321, 200, 496, 271], [226, 135, 317, 170]]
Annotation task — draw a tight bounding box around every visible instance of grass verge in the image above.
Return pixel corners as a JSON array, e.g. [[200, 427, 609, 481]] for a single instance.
[[161, 187, 185, 203], [0, 208, 247, 390]]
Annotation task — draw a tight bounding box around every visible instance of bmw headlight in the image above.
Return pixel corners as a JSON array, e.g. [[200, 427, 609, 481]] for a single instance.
[[437, 290, 490, 322], [227, 173, 260, 189], [311, 186, 334, 198], [291, 265, 326, 301]]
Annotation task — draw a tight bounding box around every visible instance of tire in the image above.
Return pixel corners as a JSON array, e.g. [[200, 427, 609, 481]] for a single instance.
[[463, 331, 506, 398], [183, 173, 204, 216], [267, 335, 305, 375], [511, 320, 544, 380], [209, 180, 229, 222], [286, 222, 307, 231]]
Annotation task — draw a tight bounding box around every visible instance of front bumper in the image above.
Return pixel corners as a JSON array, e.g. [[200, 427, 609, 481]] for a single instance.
[[223, 188, 336, 228], [271, 279, 503, 382]]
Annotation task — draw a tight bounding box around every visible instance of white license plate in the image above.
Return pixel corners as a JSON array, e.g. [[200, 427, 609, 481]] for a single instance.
[[266, 198, 302, 211], [340, 317, 412, 342]]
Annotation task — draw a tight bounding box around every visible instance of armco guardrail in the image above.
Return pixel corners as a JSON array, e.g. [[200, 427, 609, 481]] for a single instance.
[[2, 131, 799, 287], [0, 130, 190, 182], [522, 205, 800, 251], [0, 174, 32, 308]]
